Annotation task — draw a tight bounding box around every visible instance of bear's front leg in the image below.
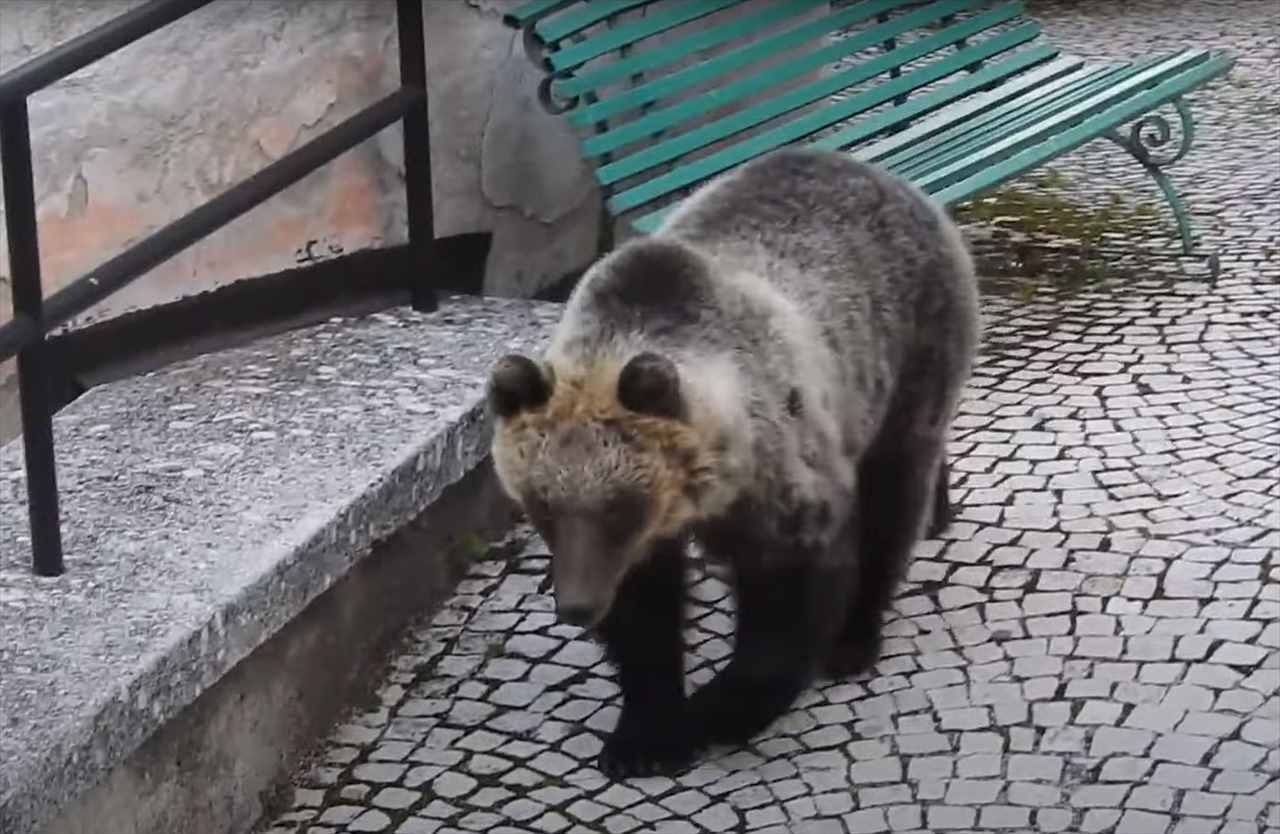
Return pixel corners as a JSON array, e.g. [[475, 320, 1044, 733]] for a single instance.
[[688, 559, 848, 747], [926, 457, 954, 539], [596, 539, 692, 778]]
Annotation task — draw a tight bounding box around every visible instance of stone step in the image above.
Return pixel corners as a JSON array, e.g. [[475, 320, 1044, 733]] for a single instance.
[[0, 295, 559, 834]]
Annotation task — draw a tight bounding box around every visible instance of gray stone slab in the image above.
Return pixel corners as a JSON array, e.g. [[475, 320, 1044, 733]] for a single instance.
[[0, 296, 559, 833]]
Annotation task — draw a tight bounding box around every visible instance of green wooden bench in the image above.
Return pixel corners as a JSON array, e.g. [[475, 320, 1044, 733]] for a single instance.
[[503, 0, 1234, 275]]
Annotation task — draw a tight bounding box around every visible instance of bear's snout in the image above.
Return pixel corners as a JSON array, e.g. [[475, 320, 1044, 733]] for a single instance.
[[548, 516, 629, 630]]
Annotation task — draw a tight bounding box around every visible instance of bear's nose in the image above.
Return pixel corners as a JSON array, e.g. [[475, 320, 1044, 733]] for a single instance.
[[557, 602, 597, 628]]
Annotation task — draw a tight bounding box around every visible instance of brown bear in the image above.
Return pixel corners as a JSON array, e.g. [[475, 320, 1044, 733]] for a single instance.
[[487, 147, 980, 777]]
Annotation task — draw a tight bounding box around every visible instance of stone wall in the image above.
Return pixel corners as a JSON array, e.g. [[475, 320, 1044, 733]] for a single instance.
[[0, 0, 602, 385]]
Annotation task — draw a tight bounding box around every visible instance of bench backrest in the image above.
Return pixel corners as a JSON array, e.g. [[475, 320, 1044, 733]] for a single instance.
[[504, 0, 1056, 225]]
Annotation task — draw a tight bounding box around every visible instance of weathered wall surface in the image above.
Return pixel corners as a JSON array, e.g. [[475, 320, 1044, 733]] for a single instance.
[[0, 0, 602, 385]]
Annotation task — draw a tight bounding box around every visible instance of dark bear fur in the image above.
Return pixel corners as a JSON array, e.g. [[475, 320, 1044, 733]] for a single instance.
[[489, 148, 980, 776]]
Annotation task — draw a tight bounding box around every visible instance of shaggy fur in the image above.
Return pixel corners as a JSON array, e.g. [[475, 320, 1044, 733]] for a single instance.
[[488, 147, 981, 777]]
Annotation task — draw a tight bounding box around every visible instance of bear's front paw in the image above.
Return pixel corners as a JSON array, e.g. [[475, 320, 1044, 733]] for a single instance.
[[824, 629, 883, 679], [688, 666, 805, 747], [598, 710, 694, 779]]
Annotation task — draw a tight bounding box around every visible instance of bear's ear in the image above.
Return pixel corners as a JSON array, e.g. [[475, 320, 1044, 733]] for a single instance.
[[617, 352, 686, 420], [489, 354, 554, 419]]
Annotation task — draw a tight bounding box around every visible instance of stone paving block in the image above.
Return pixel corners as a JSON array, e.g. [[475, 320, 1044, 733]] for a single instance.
[[1117, 810, 1174, 834], [842, 807, 888, 832]]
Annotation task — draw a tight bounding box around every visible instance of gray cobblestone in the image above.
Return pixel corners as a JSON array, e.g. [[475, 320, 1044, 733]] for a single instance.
[[1075, 784, 1133, 808], [1151, 733, 1217, 765], [842, 807, 887, 832], [1092, 727, 1157, 757], [1039, 808, 1075, 832], [340, 785, 371, 804], [1127, 785, 1176, 812], [926, 806, 976, 830], [1118, 810, 1174, 834], [350, 810, 393, 832], [393, 820, 440, 834], [352, 763, 408, 785], [1152, 763, 1213, 790]]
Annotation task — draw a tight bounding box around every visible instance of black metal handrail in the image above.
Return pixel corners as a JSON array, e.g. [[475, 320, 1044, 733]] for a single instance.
[[0, 0, 435, 576]]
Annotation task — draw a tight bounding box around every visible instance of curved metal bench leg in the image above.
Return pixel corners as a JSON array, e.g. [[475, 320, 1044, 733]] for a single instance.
[[1103, 97, 1220, 280]]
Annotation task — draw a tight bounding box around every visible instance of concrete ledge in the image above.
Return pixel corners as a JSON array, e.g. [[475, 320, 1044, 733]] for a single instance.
[[0, 295, 560, 834], [47, 462, 525, 834]]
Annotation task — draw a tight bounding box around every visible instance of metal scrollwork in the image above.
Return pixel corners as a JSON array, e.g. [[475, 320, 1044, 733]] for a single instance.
[[525, 19, 594, 116], [521, 21, 545, 67], [1101, 96, 1216, 273], [522, 20, 582, 116], [1121, 98, 1195, 168], [537, 73, 581, 116]]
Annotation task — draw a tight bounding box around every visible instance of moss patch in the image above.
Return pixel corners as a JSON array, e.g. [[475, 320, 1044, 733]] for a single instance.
[[954, 175, 1165, 244], [457, 530, 491, 562], [951, 174, 1171, 299]]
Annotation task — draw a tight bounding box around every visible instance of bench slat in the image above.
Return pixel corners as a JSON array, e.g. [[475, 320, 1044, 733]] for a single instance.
[[932, 50, 1234, 206], [887, 57, 1154, 179], [583, 0, 994, 158], [805, 44, 1071, 158], [594, 8, 1033, 183], [913, 49, 1212, 193], [878, 61, 1137, 175], [615, 40, 1059, 217], [536, 0, 663, 46], [564, 0, 923, 122], [852, 58, 1107, 168], [503, 0, 577, 30], [556, 0, 829, 100], [548, 0, 746, 73]]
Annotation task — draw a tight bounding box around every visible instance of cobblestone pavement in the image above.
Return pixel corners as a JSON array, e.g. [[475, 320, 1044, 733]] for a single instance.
[[264, 2, 1279, 833]]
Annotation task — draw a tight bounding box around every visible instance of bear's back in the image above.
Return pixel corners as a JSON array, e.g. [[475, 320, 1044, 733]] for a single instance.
[[551, 148, 977, 452], [659, 148, 973, 359]]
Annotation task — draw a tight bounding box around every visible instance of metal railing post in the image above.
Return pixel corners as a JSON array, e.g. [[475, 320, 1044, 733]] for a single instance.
[[1, 100, 65, 576], [397, 0, 437, 313]]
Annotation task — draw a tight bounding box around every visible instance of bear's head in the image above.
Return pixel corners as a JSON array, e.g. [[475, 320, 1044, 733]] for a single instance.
[[488, 350, 725, 628]]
